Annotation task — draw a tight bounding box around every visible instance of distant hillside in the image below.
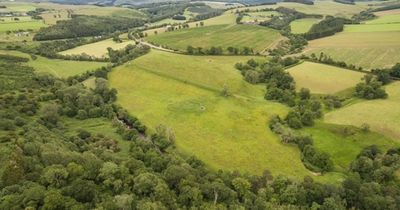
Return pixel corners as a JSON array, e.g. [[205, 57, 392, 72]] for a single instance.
[[48, 0, 281, 6]]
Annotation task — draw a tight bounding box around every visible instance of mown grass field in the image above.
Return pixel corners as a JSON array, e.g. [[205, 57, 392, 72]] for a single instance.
[[60, 38, 136, 58], [306, 9, 400, 69], [287, 62, 364, 94], [290, 18, 321, 34], [242, 0, 374, 17], [0, 19, 46, 32], [0, 50, 107, 78], [325, 82, 400, 140], [303, 123, 399, 172], [146, 24, 282, 53], [109, 50, 346, 182]]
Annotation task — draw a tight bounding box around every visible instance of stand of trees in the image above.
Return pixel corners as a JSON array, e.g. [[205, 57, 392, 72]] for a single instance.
[[283, 0, 314, 5], [107, 44, 151, 66], [304, 16, 350, 40], [334, 0, 355, 5], [355, 74, 388, 99], [34, 15, 145, 41]]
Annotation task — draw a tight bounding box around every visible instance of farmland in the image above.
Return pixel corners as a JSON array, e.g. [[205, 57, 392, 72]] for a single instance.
[[287, 61, 364, 94], [325, 82, 400, 140], [109, 50, 318, 178], [60, 38, 136, 58], [144, 10, 236, 36], [0, 18, 46, 33], [0, 50, 107, 78], [146, 24, 282, 53], [290, 18, 321, 34], [305, 8, 400, 69], [242, 0, 374, 17]]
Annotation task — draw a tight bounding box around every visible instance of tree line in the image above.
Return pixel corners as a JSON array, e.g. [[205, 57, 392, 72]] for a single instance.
[[34, 15, 145, 41]]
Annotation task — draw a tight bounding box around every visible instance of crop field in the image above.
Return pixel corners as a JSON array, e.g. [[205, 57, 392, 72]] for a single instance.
[[287, 61, 364, 94], [146, 24, 282, 53], [60, 38, 136, 58], [242, 0, 374, 17], [306, 31, 400, 69], [0, 50, 107, 78], [306, 9, 400, 69], [325, 82, 400, 140], [303, 123, 399, 172], [290, 18, 321, 34]]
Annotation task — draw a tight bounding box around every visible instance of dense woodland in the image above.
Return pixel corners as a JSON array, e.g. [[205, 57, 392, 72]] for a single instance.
[[34, 15, 145, 41]]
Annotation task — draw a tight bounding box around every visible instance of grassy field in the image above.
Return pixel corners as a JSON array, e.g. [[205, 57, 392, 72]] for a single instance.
[[305, 8, 400, 69], [290, 18, 321, 34], [40, 11, 70, 25], [109, 50, 347, 182], [303, 123, 399, 172], [144, 10, 236, 36], [60, 38, 136, 58], [287, 62, 364, 94], [0, 19, 46, 32], [146, 24, 282, 53], [325, 82, 400, 140], [241, 0, 374, 18], [306, 31, 400, 69], [0, 50, 107, 78]]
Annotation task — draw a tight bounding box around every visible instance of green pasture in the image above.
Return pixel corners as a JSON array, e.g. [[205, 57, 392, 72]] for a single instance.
[[303, 123, 399, 172], [0, 20, 46, 33], [146, 24, 282, 53], [290, 18, 321, 34], [325, 82, 400, 140], [0, 50, 107, 78], [109, 50, 346, 183], [287, 61, 364, 94]]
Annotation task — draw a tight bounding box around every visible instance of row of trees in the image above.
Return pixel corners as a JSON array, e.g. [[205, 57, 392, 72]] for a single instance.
[[187, 45, 254, 55], [304, 16, 349, 40]]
